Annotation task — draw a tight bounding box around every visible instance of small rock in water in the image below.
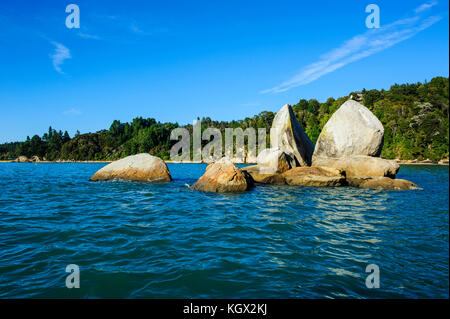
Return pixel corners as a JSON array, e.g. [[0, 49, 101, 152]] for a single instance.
[[190, 157, 254, 193], [89, 153, 172, 182]]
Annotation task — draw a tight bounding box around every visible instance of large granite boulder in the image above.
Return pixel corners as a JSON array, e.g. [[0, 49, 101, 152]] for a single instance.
[[271, 104, 314, 166], [191, 157, 254, 192], [90, 153, 172, 182], [312, 100, 384, 160], [312, 155, 399, 178], [348, 176, 419, 190], [282, 166, 346, 187]]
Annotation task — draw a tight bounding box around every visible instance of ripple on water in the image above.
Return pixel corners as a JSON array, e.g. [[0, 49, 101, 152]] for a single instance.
[[0, 163, 448, 298]]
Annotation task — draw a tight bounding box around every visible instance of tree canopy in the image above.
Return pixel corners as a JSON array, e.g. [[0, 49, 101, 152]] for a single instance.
[[1, 77, 448, 161]]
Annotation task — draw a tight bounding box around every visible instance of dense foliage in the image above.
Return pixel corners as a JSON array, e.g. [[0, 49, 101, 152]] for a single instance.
[[1, 77, 448, 161]]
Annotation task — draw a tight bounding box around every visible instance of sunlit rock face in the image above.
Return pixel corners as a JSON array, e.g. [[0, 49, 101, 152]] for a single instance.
[[191, 157, 254, 193], [270, 104, 315, 167], [15, 156, 29, 163], [89, 153, 172, 182], [312, 100, 384, 160], [256, 148, 295, 173], [310, 99, 409, 188], [242, 165, 286, 184], [282, 166, 346, 187], [240, 148, 294, 184], [347, 176, 419, 190], [312, 155, 399, 178]]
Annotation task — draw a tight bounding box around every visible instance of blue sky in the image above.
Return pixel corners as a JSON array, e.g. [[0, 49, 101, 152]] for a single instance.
[[0, 0, 448, 142]]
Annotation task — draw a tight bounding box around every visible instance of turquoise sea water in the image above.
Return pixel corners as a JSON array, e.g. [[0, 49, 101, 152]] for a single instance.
[[0, 163, 448, 298]]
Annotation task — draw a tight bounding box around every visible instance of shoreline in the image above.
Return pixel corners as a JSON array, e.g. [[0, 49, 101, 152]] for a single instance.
[[1, 159, 448, 165]]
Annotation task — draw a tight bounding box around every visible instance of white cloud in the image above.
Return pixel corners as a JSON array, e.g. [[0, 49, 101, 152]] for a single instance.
[[50, 42, 71, 74], [415, 0, 438, 13], [262, 2, 442, 94]]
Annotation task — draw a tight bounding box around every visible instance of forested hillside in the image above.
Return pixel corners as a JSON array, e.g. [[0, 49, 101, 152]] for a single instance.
[[1, 76, 448, 161]]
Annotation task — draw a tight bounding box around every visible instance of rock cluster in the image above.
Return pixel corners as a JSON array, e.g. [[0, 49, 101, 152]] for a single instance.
[[242, 100, 418, 191], [309, 100, 416, 189], [87, 99, 418, 192], [13, 155, 40, 163]]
